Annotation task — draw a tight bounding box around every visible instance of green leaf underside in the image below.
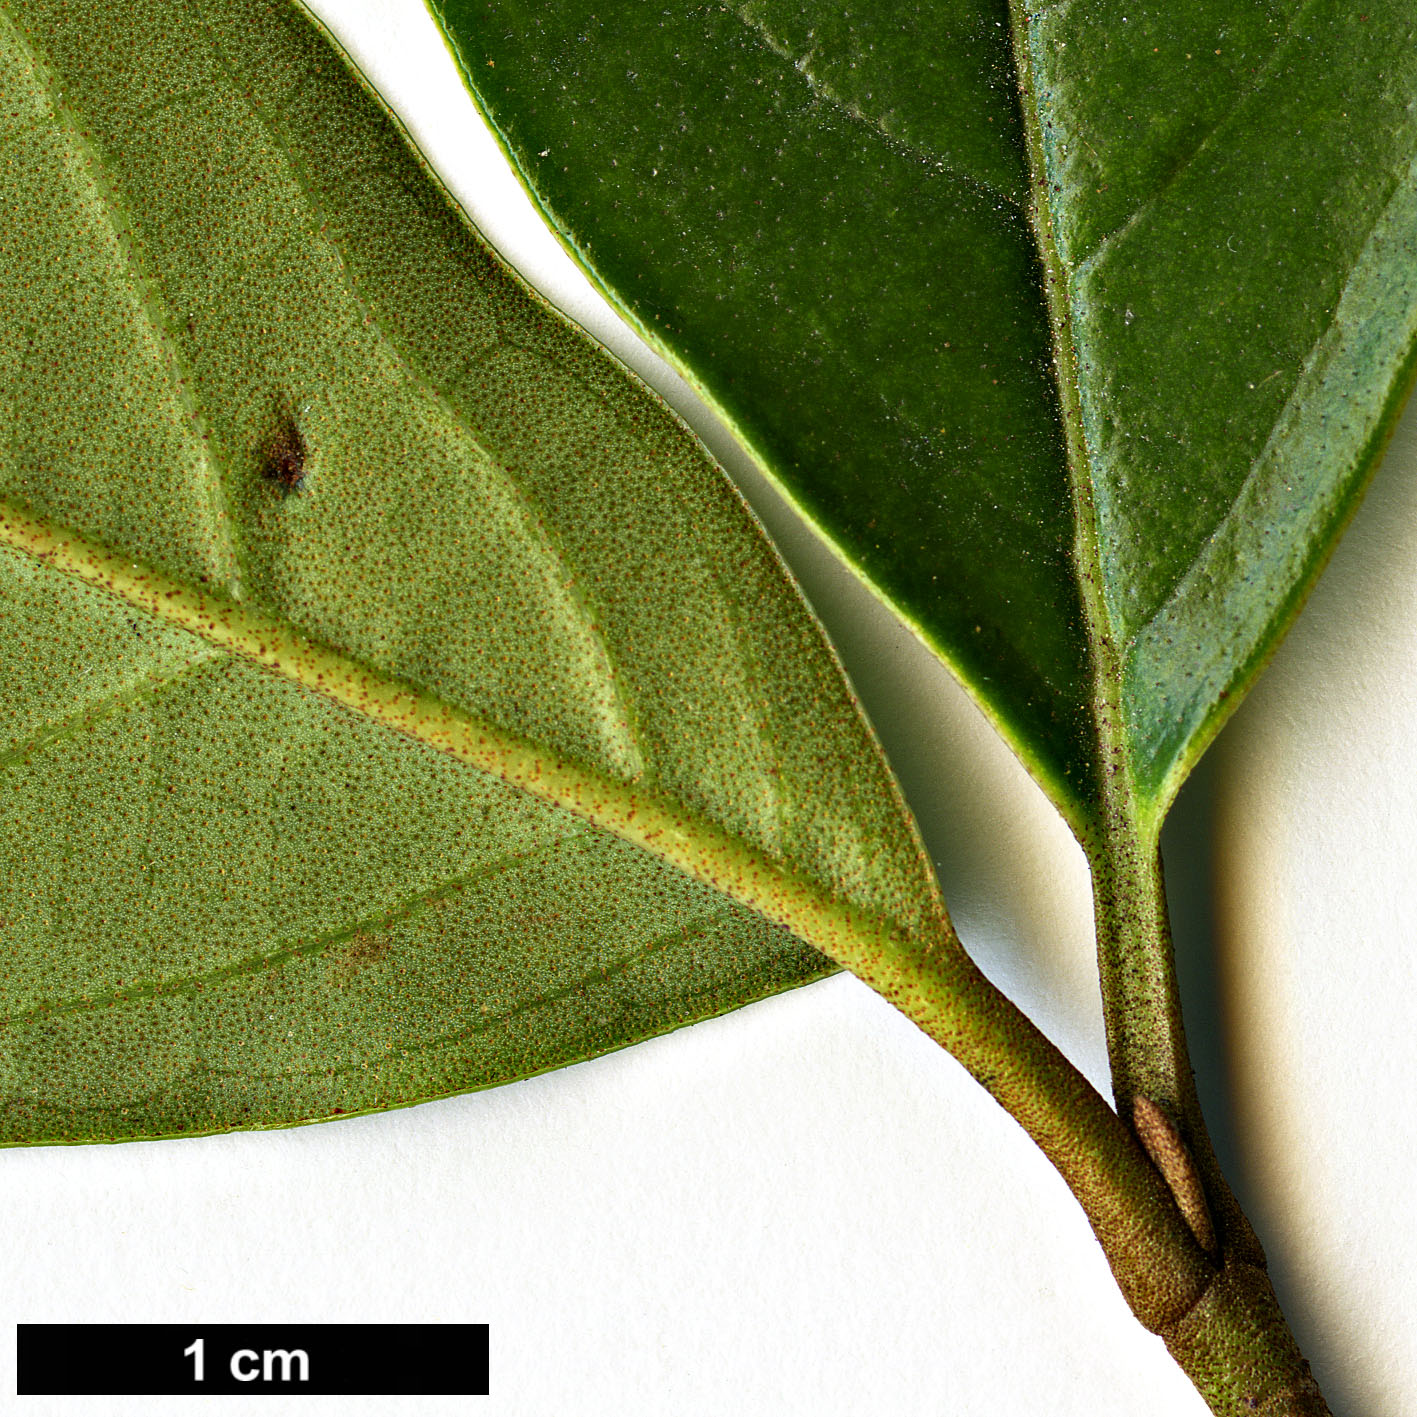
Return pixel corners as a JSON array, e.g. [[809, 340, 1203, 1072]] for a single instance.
[[429, 0, 1417, 828], [0, 0, 948, 1144]]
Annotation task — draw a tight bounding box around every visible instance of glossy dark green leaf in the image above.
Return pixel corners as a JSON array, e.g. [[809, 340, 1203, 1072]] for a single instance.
[[428, 0, 1417, 832], [0, 0, 959, 1143]]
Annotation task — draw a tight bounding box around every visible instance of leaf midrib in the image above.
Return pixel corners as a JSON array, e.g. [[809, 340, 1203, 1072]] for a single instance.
[[1012, 0, 1415, 832], [1002, 1, 1126, 849], [0, 497, 943, 986], [1008, 1, 1332, 838]]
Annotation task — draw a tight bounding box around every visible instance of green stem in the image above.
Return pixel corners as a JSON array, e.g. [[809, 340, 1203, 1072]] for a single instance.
[[1086, 786, 1192, 1116], [819, 905, 1213, 1331], [1160, 1260, 1333, 1417], [1088, 817, 1264, 1265], [1004, 5, 1333, 1412], [855, 805, 1329, 1413], [993, 0, 1205, 1138]]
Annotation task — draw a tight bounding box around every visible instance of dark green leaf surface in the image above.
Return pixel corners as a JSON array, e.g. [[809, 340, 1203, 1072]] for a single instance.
[[429, 0, 1417, 829], [0, 0, 952, 1143]]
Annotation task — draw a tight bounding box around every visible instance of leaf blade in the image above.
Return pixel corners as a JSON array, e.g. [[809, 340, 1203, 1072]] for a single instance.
[[426, 0, 1417, 827], [0, 0, 955, 1142], [1031, 0, 1417, 814], [426, 0, 1098, 821]]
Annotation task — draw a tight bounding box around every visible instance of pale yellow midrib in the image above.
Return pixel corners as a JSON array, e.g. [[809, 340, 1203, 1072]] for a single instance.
[[0, 497, 941, 981]]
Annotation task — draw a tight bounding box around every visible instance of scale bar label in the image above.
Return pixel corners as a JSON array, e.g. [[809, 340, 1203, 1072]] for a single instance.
[[17, 1324, 489, 1395]]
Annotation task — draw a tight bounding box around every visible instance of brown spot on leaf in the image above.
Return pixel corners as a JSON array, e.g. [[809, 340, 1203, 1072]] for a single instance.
[[261, 411, 307, 492], [329, 931, 392, 987]]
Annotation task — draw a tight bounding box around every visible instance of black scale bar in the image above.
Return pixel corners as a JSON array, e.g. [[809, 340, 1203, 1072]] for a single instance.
[[17, 1324, 488, 1396]]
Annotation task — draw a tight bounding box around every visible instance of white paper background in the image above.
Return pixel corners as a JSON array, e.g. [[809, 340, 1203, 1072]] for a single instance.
[[4, 4, 1415, 1413]]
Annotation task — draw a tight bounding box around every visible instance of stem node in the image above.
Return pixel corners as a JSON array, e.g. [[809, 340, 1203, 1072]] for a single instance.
[[1161, 1260, 1332, 1417]]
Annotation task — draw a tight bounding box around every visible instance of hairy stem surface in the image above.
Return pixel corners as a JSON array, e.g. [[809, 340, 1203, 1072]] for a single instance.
[[1004, 4, 1334, 1411]]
